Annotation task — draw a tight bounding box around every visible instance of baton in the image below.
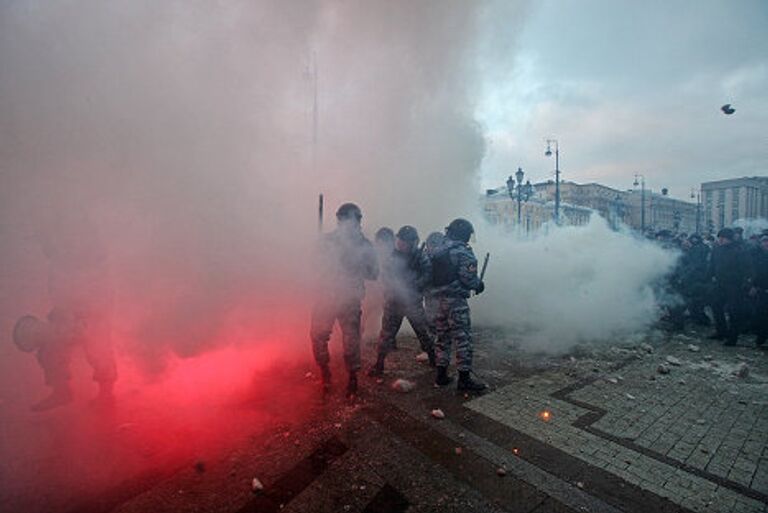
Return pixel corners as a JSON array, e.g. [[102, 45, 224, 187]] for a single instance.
[[479, 252, 490, 280], [318, 193, 324, 233]]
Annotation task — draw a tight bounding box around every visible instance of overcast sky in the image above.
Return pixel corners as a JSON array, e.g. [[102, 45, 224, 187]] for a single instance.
[[477, 0, 768, 200]]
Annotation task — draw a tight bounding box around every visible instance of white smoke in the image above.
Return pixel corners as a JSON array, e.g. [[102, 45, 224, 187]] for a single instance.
[[0, 1, 528, 373], [473, 216, 678, 351]]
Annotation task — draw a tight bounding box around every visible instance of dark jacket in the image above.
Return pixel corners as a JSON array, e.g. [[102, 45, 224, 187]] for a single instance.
[[429, 239, 482, 299], [382, 247, 432, 303], [315, 228, 378, 303], [709, 242, 752, 292]]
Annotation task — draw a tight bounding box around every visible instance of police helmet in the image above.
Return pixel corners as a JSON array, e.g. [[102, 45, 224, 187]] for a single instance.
[[717, 228, 735, 241], [396, 225, 419, 245], [12, 315, 52, 353], [375, 227, 395, 244], [446, 218, 474, 243], [336, 203, 362, 221], [425, 231, 444, 250]]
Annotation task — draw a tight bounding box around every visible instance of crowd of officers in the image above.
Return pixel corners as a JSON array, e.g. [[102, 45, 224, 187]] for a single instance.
[[661, 226, 768, 347], [310, 203, 486, 398]]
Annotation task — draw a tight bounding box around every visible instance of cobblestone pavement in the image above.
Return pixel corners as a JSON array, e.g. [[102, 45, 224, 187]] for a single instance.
[[468, 328, 768, 513], [3, 325, 767, 513]]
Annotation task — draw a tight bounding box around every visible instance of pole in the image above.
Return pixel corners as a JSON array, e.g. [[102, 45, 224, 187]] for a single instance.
[[311, 51, 318, 175], [517, 186, 522, 227], [640, 178, 646, 232], [696, 192, 701, 234], [318, 193, 324, 233], [555, 145, 560, 224]]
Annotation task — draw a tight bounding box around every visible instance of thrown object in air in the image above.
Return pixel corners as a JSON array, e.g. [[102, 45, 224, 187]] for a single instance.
[[721, 104, 735, 115]]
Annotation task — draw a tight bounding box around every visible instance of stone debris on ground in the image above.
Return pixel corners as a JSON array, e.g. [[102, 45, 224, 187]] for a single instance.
[[734, 363, 750, 379], [496, 467, 507, 477], [415, 352, 429, 362], [625, 393, 636, 400], [666, 356, 682, 366], [687, 344, 700, 352], [251, 478, 264, 493], [392, 378, 416, 393], [638, 343, 654, 354], [657, 364, 671, 375], [431, 409, 446, 420], [606, 377, 619, 384]]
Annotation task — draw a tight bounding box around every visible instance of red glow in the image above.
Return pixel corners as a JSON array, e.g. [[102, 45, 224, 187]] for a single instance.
[[1, 334, 321, 513]]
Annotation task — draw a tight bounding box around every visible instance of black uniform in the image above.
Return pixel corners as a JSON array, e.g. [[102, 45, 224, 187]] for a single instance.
[[680, 240, 711, 325], [375, 246, 434, 357], [709, 241, 752, 345], [750, 245, 768, 345]]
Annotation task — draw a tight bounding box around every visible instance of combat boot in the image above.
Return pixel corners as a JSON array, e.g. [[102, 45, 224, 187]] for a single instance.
[[346, 372, 358, 398], [31, 384, 73, 412], [457, 370, 487, 393], [434, 366, 453, 387], [367, 354, 385, 377]]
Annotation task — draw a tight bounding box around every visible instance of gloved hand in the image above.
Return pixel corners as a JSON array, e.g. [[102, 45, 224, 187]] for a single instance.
[[475, 280, 485, 295]]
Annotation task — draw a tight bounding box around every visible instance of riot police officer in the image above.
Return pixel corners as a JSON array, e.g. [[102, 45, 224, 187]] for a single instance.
[[310, 203, 378, 397], [368, 225, 435, 376], [430, 219, 486, 391]]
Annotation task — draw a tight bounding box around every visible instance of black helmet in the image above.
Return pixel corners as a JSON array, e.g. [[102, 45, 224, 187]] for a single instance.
[[396, 225, 419, 245], [13, 315, 52, 353], [375, 227, 395, 243], [446, 218, 474, 243], [717, 228, 735, 240], [425, 231, 444, 250], [336, 203, 362, 221]]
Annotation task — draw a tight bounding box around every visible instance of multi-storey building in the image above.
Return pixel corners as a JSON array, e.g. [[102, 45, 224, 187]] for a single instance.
[[701, 177, 768, 232], [482, 187, 591, 232], [625, 189, 698, 234], [483, 179, 698, 233]]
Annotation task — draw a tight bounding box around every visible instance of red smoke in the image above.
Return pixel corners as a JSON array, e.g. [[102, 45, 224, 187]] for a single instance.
[[0, 330, 320, 513]]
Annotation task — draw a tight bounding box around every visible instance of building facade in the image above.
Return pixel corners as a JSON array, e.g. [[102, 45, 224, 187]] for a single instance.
[[625, 189, 698, 234], [701, 177, 768, 232], [483, 179, 699, 233], [482, 189, 591, 233]]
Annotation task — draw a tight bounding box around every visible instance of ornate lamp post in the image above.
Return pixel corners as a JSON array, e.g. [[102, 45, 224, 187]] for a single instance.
[[545, 139, 560, 224], [690, 187, 701, 234], [506, 167, 533, 229], [633, 173, 646, 232], [613, 194, 625, 230]]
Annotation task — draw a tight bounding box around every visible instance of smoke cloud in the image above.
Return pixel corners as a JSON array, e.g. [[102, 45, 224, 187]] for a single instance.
[[474, 217, 678, 352], [0, 1, 526, 375]]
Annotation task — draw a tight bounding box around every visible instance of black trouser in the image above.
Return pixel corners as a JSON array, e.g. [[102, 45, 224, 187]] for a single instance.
[[711, 285, 748, 344], [685, 282, 711, 325], [376, 298, 434, 356], [752, 290, 768, 344]]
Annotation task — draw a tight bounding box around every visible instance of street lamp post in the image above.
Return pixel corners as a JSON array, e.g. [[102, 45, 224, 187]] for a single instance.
[[633, 173, 646, 232], [690, 188, 701, 234], [506, 167, 533, 231], [545, 140, 560, 224], [613, 194, 625, 230]]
